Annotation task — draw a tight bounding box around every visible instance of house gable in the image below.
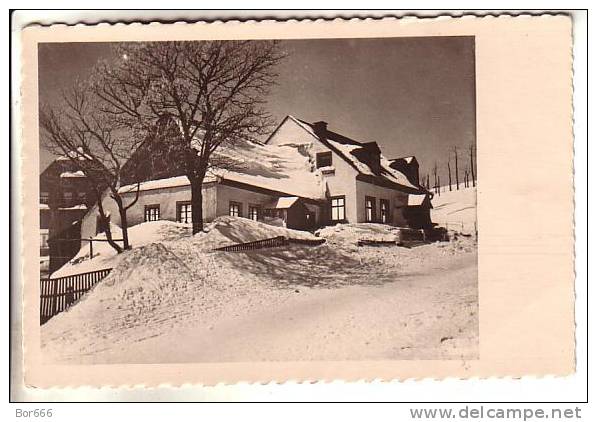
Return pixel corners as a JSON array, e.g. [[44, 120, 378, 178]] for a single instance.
[[265, 115, 320, 147]]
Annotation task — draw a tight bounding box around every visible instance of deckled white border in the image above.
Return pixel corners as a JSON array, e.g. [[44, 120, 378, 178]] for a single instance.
[[10, 8, 580, 400]]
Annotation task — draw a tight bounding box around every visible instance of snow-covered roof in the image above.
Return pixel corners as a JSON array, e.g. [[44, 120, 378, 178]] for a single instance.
[[60, 170, 85, 178], [56, 147, 92, 161], [119, 175, 193, 194], [210, 142, 325, 200], [119, 142, 325, 200], [398, 156, 416, 164], [323, 139, 420, 191], [58, 204, 88, 210], [265, 196, 299, 209], [408, 194, 428, 206], [278, 116, 426, 194], [39, 203, 49, 210]]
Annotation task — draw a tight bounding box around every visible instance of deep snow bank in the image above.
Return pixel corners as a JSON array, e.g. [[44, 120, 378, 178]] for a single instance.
[[431, 187, 477, 234], [52, 220, 193, 278], [315, 223, 399, 246], [191, 216, 319, 250], [42, 239, 266, 356], [45, 243, 196, 339], [52, 216, 318, 278]]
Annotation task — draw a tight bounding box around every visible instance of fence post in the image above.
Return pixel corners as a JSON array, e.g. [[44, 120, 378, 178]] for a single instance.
[[89, 238, 93, 260], [52, 278, 59, 316], [65, 286, 74, 308]]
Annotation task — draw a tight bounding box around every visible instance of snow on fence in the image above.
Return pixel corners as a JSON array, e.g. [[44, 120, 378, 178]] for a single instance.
[[40, 268, 112, 325], [287, 237, 326, 246], [357, 239, 399, 247], [214, 236, 325, 252]]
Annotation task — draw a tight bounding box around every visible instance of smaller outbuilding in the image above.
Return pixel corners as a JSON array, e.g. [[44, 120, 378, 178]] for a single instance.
[[263, 196, 316, 231]]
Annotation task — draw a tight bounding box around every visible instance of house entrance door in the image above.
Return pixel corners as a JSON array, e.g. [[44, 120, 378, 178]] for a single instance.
[[305, 211, 316, 229]]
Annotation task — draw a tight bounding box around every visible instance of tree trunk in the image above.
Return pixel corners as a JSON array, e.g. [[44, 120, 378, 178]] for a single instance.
[[448, 161, 452, 191], [454, 148, 460, 190], [97, 197, 123, 254], [470, 146, 476, 187], [190, 178, 204, 234], [119, 207, 131, 250], [112, 193, 131, 250]]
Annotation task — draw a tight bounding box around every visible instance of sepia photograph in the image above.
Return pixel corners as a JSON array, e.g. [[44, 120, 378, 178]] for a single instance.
[[37, 36, 478, 364]]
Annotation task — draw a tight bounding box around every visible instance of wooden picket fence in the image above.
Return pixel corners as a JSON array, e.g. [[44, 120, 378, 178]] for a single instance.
[[40, 268, 112, 325], [214, 235, 326, 252]]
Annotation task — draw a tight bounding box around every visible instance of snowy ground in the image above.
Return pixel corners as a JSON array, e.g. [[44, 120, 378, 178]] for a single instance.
[[42, 216, 478, 363], [431, 187, 477, 235]]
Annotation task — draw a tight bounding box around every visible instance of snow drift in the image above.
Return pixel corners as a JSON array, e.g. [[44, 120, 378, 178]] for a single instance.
[[431, 187, 477, 234], [191, 215, 319, 250], [52, 216, 319, 278], [315, 223, 400, 246]]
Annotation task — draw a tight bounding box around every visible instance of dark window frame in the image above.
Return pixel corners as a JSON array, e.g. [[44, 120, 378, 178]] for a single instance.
[[176, 201, 192, 223], [144, 204, 161, 222], [229, 201, 242, 218], [248, 204, 261, 221], [380, 199, 390, 224], [365, 196, 376, 222], [40, 191, 49, 204], [316, 151, 333, 168], [330, 195, 346, 222]]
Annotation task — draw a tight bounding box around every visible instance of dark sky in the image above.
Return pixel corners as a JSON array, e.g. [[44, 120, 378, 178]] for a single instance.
[[38, 37, 476, 178]]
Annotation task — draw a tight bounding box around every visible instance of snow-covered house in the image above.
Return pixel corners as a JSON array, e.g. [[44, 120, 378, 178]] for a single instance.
[[40, 148, 98, 272], [79, 116, 431, 238]]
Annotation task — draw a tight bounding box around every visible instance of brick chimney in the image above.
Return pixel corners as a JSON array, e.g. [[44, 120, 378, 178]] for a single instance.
[[312, 121, 328, 136]]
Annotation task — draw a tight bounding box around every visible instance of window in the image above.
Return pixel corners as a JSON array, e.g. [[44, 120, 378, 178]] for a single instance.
[[77, 191, 86, 202], [248, 205, 260, 221], [177, 201, 192, 223], [144, 205, 160, 222], [63, 191, 73, 203], [316, 151, 333, 168], [380, 199, 390, 223], [330, 196, 345, 222], [365, 196, 376, 222], [40, 192, 49, 204], [229, 201, 242, 217], [40, 229, 49, 250]]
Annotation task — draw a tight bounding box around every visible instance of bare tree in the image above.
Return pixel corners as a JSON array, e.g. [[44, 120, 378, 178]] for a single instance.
[[453, 146, 460, 190], [40, 82, 144, 253], [433, 161, 438, 195], [93, 41, 285, 234], [447, 160, 452, 191], [469, 144, 476, 187]]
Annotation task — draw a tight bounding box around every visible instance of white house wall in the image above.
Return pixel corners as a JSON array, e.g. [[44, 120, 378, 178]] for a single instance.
[[355, 180, 409, 226], [80, 183, 217, 239], [268, 117, 360, 222], [215, 183, 278, 218]]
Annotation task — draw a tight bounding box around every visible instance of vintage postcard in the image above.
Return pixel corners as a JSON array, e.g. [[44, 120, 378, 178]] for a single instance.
[[16, 14, 574, 388]]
